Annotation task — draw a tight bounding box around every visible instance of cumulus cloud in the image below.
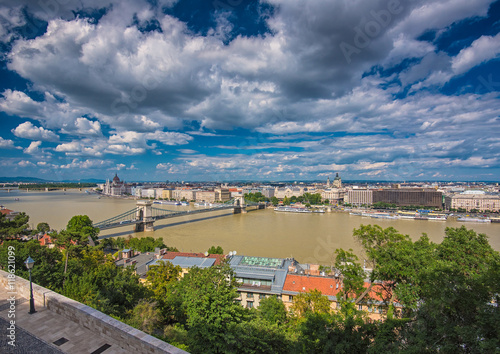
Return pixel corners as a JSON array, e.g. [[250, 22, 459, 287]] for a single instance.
[[60, 158, 114, 169], [0, 0, 498, 180], [18, 160, 35, 167], [24, 141, 42, 154], [60, 117, 102, 136], [0, 137, 17, 149], [12, 121, 59, 141], [452, 33, 500, 75]]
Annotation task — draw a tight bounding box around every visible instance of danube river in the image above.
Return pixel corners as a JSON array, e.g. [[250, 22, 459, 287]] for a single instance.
[[2, 189, 500, 265]]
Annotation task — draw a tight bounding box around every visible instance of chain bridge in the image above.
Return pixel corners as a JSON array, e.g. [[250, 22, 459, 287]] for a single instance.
[[93, 196, 264, 232]]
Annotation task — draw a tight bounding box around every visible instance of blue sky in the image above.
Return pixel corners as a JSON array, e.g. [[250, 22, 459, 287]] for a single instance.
[[0, 0, 499, 182]]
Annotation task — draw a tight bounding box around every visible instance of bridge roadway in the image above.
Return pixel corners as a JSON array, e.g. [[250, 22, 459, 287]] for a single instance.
[[95, 204, 239, 231]]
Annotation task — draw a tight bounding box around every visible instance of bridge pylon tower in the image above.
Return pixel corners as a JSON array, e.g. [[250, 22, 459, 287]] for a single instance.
[[135, 200, 155, 232], [233, 195, 247, 214]]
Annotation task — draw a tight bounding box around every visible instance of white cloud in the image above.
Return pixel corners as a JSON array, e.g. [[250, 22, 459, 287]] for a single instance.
[[24, 141, 42, 154], [105, 144, 145, 155], [18, 160, 35, 167], [60, 158, 114, 169], [12, 121, 59, 141], [60, 117, 102, 136], [452, 33, 500, 75], [0, 137, 17, 149]]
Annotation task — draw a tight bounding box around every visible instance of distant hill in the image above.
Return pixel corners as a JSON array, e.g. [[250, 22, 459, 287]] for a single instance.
[[0, 177, 104, 184], [0, 176, 48, 183]]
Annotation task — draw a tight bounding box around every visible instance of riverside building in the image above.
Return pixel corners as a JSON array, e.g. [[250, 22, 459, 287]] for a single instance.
[[445, 192, 500, 212]]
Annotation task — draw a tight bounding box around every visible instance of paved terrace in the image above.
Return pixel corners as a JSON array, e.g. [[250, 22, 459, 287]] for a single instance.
[[0, 270, 187, 354]]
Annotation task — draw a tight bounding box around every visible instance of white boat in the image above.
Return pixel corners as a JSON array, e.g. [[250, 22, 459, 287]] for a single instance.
[[427, 215, 447, 221], [398, 215, 416, 219], [153, 200, 181, 205], [194, 202, 213, 207], [457, 217, 491, 223], [362, 212, 398, 219], [274, 206, 312, 213]]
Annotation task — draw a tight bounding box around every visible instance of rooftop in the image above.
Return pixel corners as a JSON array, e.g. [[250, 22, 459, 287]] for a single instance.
[[161, 251, 226, 266], [150, 256, 216, 269]]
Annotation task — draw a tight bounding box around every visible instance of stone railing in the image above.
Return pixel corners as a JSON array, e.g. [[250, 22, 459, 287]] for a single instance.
[[0, 270, 188, 354]]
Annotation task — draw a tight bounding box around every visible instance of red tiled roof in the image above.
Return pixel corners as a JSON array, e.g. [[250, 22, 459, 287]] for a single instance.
[[38, 234, 77, 247], [39, 234, 53, 246], [161, 251, 226, 266], [0, 208, 13, 215], [283, 274, 392, 302], [283, 274, 342, 296]]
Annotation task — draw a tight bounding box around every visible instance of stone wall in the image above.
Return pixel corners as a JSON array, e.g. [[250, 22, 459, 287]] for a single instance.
[[0, 270, 188, 354]]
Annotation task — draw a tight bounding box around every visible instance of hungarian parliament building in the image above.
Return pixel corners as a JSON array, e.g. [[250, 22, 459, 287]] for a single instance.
[[102, 173, 132, 196]]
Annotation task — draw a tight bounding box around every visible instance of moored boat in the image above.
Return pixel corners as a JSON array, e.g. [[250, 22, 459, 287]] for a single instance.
[[457, 217, 491, 223], [274, 206, 312, 213]]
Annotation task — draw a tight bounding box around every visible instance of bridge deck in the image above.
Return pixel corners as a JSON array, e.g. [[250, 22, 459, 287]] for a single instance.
[[95, 204, 238, 230]]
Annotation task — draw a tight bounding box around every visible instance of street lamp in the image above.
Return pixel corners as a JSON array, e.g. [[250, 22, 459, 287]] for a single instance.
[[24, 256, 36, 314]]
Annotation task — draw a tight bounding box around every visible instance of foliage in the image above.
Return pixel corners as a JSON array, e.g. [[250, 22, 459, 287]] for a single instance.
[[146, 260, 182, 321], [127, 236, 168, 252], [207, 245, 224, 254], [127, 299, 162, 335], [0, 212, 30, 240], [99, 236, 177, 253], [334, 248, 366, 301], [244, 192, 269, 203], [63, 252, 149, 317], [163, 324, 190, 351], [36, 222, 50, 233], [295, 311, 373, 354], [24, 182, 96, 190], [0, 239, 64, 290], [401, 226, 500, 352], [271, 196, 279, 206], [176, 264, 246, 353], [291, 289, 331, 318], [225, 318, 292, 354], [258, 295, 288, 325], [302, 193, 322, 205], [65, 215, 99, 244], [352, 224, 500, 351]]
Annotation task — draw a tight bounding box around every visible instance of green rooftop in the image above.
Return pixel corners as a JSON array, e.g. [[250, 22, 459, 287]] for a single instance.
[[239, 256, 283, 268]]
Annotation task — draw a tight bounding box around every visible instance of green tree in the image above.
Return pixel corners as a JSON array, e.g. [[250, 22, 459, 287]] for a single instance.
[[64, 257, 149, 318], [291, 289, 331, 318], [207, 245, 224, 254], [353, 224, 434, 315], [65, 215, 99, 245], [128, 299, 163, 335], [283, 196, 290, 205], [0, 239, 64, 290], [334, 248, 365, 301], [271, 196, 279, 206], [36, 222, 50, 234], [258, 295, 288, 325], [402, 226, 500, 352], [177, 264, 245, 353], [296, 311, 373, 354], [0, 212, 30, 240], [146, 260, 182, 322], [225, 318, 292, 354]]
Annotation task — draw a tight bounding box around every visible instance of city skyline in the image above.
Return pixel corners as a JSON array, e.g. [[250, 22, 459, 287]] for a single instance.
[[0, 0, 499, 182]]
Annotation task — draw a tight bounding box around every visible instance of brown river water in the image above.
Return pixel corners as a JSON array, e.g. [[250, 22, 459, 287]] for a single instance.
[[2, 189, 499, 265]]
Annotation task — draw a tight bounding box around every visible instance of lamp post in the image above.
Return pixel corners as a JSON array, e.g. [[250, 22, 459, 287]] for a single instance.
[[24, 256, 36, 314]]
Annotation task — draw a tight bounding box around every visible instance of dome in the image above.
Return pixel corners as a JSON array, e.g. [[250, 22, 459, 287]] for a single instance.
[[112, 173, 120, 183]]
